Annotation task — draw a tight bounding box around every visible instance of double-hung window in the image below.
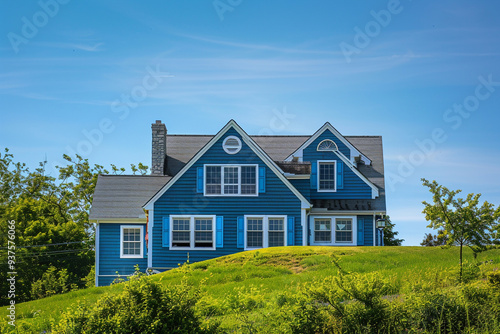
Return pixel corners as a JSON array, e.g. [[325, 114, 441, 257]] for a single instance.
[[245, 216, 286, 249], [318, 161, 336, 191], [170, 216, 215, 250], [314, 219, 331, 243], [311, 216, 355, 245], [120, 225, 144, 258], [205, 165, 258, 196], [335, 218, 353, 243]]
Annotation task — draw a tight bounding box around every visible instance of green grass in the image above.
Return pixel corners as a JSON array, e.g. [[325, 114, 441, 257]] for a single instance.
[[3, 246, 500, 333]]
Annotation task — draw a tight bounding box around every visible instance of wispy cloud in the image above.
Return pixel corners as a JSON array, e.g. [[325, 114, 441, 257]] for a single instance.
[[33, 42, 105, 52]]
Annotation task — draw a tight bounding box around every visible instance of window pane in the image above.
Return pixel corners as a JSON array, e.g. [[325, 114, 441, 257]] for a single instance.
[[335, 219, 352, 242], [241, 166, 257, 194], [224, 167, 238, 183], [224, 185, 239, 194], [269, 218, 284, 231], [314, 219, 331, 242], [269, 232, 284, 247], [173, 219, 190, 231], [195, 219, 212, 231], [206, 166, 222, 194], [247, 218, 263, 231], [247, 232, 263, 247], [172, 231, 190, 242], [319, 163, 335, 190]]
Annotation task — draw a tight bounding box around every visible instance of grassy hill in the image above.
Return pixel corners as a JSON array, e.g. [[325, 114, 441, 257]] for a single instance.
[[3, 246, 500, 333]]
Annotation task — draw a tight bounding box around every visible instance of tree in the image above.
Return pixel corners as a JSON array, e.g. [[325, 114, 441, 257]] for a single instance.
[[421, 178, 500, 281], [382, 216, 404, 246], [421, 229, 447, 246], [0, 148, 149, 304]]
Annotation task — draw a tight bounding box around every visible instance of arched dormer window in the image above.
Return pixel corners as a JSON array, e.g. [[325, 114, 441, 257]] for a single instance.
[[317, 139, 338, 152]]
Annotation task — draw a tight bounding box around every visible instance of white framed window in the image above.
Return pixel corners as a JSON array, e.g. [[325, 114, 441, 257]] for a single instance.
[[317, 160, 336, 192], [204, 164, 258, 196], [222, 135, 242, 154], [335, 218, 353, 243], [120, 225, 144, 258], [314, 218, 331, 243], [245, 215, 287, 250], [170, 215, 215, 250], [317, 139, 338, 152], [310, 216, 356, 246]]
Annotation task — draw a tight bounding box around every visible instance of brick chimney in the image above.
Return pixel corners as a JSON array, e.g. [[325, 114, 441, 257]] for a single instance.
[[151, 120, 167, 175]]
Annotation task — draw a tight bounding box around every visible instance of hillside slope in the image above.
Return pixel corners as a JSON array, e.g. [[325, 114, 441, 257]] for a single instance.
[[3, 246, 500, 333]]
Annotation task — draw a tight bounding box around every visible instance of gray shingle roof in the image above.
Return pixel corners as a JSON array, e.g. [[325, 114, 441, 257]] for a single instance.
[[89, 175, 171, 220], [90, 132, 386, 220]]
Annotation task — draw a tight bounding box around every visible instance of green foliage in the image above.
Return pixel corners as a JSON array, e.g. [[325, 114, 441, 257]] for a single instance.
[[421, 178, 500, 281], [421, 229, 448, 246], [5, 247, 500, 333], [382, 216, 404, 246], [52, 276, 216, 334], [0, 148, 149, 306], [31, 266, 78, 300]]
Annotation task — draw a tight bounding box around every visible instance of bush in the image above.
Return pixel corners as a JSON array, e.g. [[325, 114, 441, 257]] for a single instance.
[[52, 276, 217, 334], [31, 266, 77, 300]]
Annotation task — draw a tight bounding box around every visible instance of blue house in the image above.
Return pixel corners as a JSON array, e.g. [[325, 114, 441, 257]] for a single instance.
[[89, 120, 387, 286]]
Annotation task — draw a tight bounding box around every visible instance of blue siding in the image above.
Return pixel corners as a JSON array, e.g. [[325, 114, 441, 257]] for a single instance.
[[358, 215, 374, 246], [289, 178, 310, 200], [97, 223, 148, 286], [152, 127, 303, 270], [303, 129, 371, 200]]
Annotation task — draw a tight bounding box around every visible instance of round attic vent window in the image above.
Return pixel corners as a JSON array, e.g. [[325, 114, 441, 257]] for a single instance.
[[223, 136, 242, 154]]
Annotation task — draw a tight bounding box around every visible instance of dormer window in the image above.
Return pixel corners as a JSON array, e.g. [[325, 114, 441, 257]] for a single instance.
[[223, 136, 242, 154], [317, 139, 338, 152]]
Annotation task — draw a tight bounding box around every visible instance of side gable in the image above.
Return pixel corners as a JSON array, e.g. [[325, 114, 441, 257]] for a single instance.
[[144, 120, 310, 210], [286, 123, 379, 199]]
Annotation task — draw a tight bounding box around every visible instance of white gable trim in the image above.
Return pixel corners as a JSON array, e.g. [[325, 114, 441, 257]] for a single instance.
[[144, 120, 311, 210], [285, 122, 371, 165]]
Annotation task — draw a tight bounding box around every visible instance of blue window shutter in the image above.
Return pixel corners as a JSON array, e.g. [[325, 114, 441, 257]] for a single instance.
[[287, 217, 295, 246], [337, 161, 344, 189], [196, 167, 204, 193], [162, 217, 169, 247], [310, 162, 317, 189], [216, 216, 224, 248], [258, 167, 266, 193], [237, 216, 244, 248], [357, 218, 364, 245]]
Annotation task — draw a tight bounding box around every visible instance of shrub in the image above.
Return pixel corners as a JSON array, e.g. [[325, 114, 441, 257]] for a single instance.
[[52, 276, 217, 334], [31, 266, 76, 299]]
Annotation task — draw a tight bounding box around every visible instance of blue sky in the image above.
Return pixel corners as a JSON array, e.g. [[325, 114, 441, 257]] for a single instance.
[[1, 1, 500, 245]]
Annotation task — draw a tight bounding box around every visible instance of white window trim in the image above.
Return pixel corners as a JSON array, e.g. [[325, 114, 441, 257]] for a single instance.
[[222, 135, 242, 154], [310, 216, 357, 246], [120, 225, 144, 259], [204, 164, 259, 197], [244, 215, 287, 250], [317, 160, 337, 192], [334, 217, 354, 244], [169, 215, 216, 251]]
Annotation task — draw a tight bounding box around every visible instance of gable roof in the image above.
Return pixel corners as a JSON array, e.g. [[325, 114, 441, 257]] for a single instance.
[[144, 120, 311, 210], [166, 135, 310, 175], [89, 175, 171, 221]]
